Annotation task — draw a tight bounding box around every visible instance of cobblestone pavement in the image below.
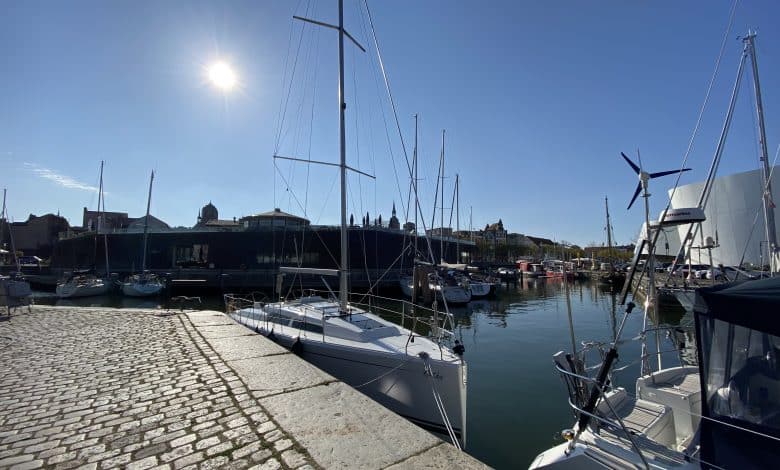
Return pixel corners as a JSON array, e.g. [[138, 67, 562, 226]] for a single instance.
[[0, 307, 318, 470]]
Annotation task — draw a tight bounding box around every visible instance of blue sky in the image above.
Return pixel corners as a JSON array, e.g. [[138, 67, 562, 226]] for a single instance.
[[1, 0, 779, 248]]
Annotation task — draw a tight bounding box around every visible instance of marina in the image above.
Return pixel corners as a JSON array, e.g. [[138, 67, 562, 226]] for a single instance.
[[3, 0, 780, 468], [25, 277, 682, 468]]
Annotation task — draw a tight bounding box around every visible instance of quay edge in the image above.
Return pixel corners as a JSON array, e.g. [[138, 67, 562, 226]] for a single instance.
[[0, 306, 489, 469]]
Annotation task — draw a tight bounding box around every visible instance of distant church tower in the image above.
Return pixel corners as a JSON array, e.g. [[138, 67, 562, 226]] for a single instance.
[[198, 201, 218, 226], [389, 202, 400, 230]]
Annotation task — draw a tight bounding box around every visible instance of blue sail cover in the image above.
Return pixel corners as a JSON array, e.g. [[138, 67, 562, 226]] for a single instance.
[[694, 277, 780, 469]]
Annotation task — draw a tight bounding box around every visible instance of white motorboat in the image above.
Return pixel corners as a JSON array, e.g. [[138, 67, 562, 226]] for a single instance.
[[224, 0, 467, 448]]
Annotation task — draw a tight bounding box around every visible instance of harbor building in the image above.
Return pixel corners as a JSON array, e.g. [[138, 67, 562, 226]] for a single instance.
[[1, 213, 70, 259], [47, 202, 475, 290], [664, 166, 780, 268]]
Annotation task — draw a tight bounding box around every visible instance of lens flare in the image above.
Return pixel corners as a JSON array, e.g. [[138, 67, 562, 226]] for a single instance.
[[207, 62, 237, 91]]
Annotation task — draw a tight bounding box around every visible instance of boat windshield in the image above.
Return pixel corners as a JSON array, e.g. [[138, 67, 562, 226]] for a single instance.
[[701, 317, 780, 429]]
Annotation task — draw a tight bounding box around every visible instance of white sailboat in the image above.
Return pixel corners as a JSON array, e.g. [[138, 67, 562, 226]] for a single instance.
[[431, 131, 471, 305], [0, 188, 33, 313], [531, 32, 780, 469], [121, 170, 164, 297], [56, 161, 111, 299], [226, 1, 467, 446]]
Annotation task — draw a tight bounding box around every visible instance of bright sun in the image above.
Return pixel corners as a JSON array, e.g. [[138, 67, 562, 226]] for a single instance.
[[207, 61, 237, 91]]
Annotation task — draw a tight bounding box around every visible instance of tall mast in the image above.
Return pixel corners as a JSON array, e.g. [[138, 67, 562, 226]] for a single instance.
[[745, 32, 777, 272], [290, 0, 365, 310], [469, 206, 473, 243], [456, 174, 460, 264], [2, 190, 20, 273], [439, 129, 445, 264], [141, 171, 154, 272], [337, 0, 349, 309], [93, 162, 102, 267], [99, 160, 109, 277], [0, 188, 5, 254], [605, 196, 613, 263], [413, 114, 418, 260]]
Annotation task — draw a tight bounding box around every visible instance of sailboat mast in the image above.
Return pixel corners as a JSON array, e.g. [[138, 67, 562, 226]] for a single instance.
[[440, 129, 445, 264], [0, 188, 5, 253], [413, 114, 418, 259], [99, 160, 109, 277], [469, 206, 473, 243], [605, 196, 613, 263], [456, 174, 460, 264], [141, 171, 154, 272], [745, 32, 778, 272], [337, 0, 349, 310]]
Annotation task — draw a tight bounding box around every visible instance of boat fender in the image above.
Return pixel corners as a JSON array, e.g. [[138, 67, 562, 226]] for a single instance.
[[291, 337, 303, 355], [453, 340, 465, 357], [267, 330, 277, 342]]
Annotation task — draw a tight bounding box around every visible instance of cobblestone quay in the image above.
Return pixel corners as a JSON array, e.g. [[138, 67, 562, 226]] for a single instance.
[[0, 307, 487, 470]]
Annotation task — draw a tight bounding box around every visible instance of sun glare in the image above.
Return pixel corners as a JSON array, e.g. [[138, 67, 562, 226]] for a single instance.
[[207, 61, 237, 91]]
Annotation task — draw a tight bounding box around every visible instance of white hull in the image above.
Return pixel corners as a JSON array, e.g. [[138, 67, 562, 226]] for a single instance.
[[432, 284, 471, 304], [56, 279, 110, 298], [121, 281, 163, 297], [230, 301, 467, 444], [531, 366, 701, 469], [468, 281, 492, 298]]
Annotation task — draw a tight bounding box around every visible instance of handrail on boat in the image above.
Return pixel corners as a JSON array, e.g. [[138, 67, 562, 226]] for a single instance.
[[554, 362, 655, 469], [222, 291, 457, 357]]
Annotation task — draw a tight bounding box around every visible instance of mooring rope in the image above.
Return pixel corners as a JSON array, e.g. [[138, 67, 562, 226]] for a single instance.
[[421, 354, 461, 450], [352, 355, 414, 389]]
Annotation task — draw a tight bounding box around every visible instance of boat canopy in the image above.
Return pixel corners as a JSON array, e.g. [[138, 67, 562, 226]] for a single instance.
[[694, 277, 780, 468], [694, 276, 780, 336]]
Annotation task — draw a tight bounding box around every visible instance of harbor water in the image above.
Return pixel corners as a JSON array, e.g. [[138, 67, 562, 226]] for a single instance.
[[32, 277, 689, 469]]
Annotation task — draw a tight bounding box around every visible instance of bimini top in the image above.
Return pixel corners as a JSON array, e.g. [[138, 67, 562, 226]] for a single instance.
[[694, 276, 780, 336]]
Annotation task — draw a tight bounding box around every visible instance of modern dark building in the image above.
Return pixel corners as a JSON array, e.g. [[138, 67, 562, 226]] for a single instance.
[[50, 223, 474, 292]]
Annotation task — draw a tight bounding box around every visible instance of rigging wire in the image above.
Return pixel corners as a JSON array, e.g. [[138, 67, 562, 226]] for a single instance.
[[357, 2, 406, 221], [625, 0, 739, 301], [737, 145, 780, 267], [663, 0, 740, 212], [362, 0, 454, 328], [274, 0, 313, 155], [273, 161, 340, 269]]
